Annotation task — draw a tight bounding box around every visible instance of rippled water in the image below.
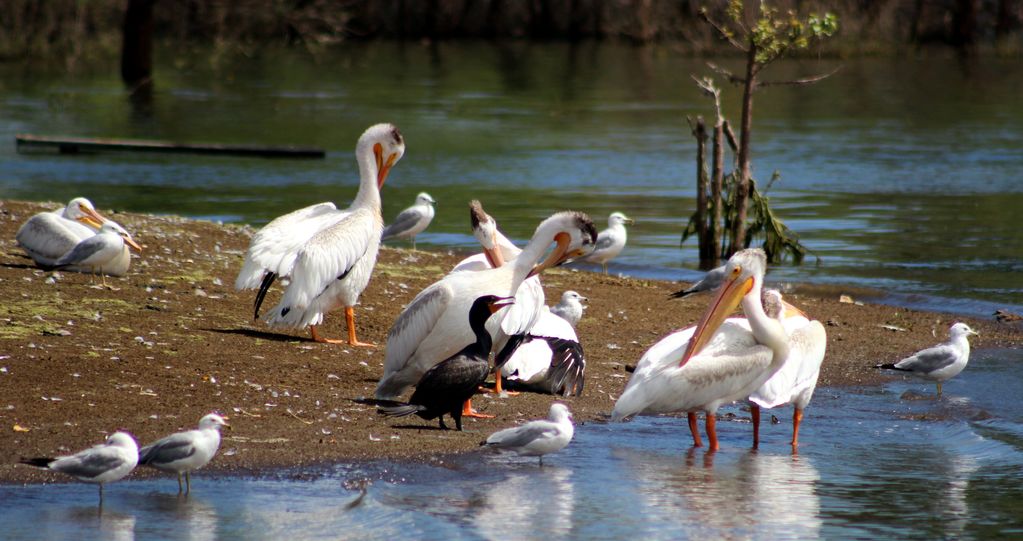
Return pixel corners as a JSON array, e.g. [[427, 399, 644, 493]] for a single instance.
[[3, 348, 1021, 540], [3, 43, 1022, 538], [2, 43, 1022, 315]]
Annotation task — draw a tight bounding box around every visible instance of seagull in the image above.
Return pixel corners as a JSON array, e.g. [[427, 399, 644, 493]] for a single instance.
[[578, 211, 633, 274], [377, 295, 515, 430], [611, 249, 790, 451], [54, 221, 143, 285], [876, 322, 978, 397], [375, 210, 596, 400], [260, 124, 405, 346], [748, 289, 827, 448], [138, 413, 230, 494], [382, 192, 436, 250], [20, 431, 139, 503], [16, 197, 109, 267], [482, 403, 574, 465], [670, 264, 727, 298], [496, 291, 588, 396], [549, 290, 587, 327]]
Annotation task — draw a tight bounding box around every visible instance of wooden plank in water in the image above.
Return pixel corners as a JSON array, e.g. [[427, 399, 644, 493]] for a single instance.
[[15, 133, 326, 159]]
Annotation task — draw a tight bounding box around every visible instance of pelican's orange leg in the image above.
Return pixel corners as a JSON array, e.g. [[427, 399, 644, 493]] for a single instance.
[[792, 408, 804, 448], [345, 306, 376, 347], [688, 412, 703, 447], [310, 325, 344, 344], [706, 413, 719, 452]]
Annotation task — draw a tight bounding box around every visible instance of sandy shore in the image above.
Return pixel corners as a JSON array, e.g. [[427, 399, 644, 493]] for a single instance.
[[1, 199, 1018, 484]]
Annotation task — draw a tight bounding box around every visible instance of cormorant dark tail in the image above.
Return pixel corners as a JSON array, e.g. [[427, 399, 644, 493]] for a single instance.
[[378, 404, 425, 418]]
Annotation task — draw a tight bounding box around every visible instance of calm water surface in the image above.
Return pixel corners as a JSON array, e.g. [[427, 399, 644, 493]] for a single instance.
[[2, 348, 1022, 540], [2, 42, 1022, 315], [2, 42, 1022, 538]]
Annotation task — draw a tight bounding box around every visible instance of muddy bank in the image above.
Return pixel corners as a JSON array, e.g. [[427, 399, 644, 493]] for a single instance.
[[1, 199, 1018, 484]]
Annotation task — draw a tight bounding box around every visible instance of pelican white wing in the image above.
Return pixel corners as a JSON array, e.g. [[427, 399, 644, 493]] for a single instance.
[[235, 202, 345, 289], [612, 320, 773, 420], [263, 208, 378, 328]]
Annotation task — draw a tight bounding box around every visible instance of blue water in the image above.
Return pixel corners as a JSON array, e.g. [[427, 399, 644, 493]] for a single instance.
[[3, 348, 1021, 540], [2, 44, 1022, 316]]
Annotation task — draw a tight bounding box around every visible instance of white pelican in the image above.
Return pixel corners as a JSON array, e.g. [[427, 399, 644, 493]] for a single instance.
[[259, 124, 405, 345], [578, 211, 633, 274], [671, 264, 727, 298], [377, 295, 515, 430], [381, 192, 436, 250], [449, 201, 548, 400], [138, 412, 230, 494], [876, 322, 978, 397], [550, 290, 587, 327], [20, 431, 138, 503], [16, 197, 108, 265], [497, 291, 587, 396], [611, 248, 789, 451], [375, 210, 597, 400], [482, 403, 574, 465], [748, 289, 827, 449], [54, 221, 143, 284]]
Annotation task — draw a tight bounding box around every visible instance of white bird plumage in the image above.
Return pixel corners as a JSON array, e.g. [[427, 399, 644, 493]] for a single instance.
[[483, 403, 574, 464], [578, 211, 633, 274], [877, 322, 978, 396], [498, 291, 587, 396], [549, 290, 587, 327], [54, 221, 143, 284], [375, 209, 597, 400], [748, 289, 827, 448], [16, 197, 108, 267], [382, 192, 436, 250], [611, 248, 790, 451], [138, 413, 230, 493], [258, 123, 405, 345], [20, 431, 139, 502]]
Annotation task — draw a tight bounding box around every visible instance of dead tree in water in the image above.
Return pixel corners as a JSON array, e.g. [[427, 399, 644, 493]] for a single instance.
[[682, 1, 836, 267]]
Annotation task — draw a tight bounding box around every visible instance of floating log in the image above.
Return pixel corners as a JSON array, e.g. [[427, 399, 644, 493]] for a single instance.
[[15, 134, 326, 159]]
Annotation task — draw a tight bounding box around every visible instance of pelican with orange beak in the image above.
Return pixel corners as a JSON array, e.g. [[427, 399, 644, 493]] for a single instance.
[[261, 124, 405, 346], [16, 197, 112, 266], [375, 210, 597, 400], [611, 248, 790, 451]]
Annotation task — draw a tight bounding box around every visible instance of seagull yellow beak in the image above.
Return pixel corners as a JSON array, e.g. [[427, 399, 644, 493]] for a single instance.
[[679, 268, 753, 367]]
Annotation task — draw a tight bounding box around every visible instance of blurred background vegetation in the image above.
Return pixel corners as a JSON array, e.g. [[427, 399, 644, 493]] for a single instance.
[[2, 0, 1020, 66]]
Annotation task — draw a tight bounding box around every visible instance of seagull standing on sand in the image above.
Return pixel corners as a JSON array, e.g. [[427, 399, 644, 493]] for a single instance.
[[54, 221, 143, 285], [138, 413, 230, 494], [876, 322, 978, 397], [382, 192, 436, 250], [482, 403, 574, 465], [579, 212, 633, 274], [20, 431, 139, 503]]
